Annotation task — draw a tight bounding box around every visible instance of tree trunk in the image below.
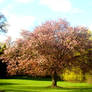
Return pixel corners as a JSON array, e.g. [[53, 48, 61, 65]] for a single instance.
[[51, 71, 57, 87], [82, 73, 86, 81], [82, 71, 86, 81]]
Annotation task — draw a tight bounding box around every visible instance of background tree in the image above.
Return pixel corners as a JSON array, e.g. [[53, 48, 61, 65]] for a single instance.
[[0, 13, 8, 78], [2, 32, 40, 76], [0, 13, 7, 33]]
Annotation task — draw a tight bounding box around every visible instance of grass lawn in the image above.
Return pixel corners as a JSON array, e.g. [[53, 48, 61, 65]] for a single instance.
[[0, 78, 92, 92]]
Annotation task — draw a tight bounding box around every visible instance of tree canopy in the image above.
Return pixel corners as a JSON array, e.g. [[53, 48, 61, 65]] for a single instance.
[[1, 19, 92, 87]]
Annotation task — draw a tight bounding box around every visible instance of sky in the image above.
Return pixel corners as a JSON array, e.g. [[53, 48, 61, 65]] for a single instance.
[[0, 0, 92, 41]]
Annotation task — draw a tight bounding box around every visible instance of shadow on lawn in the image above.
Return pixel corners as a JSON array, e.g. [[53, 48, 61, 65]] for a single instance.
[[24, 86, 92, 90], [7, 76, 52, 81], [25, 86, 92, 92], [0, 90, 39, 92], [28, 86, 92, 89], [0, 83, 18, 85], [0, 86, 92, 92], [0, 90, 5, 92], [6, 89, 39, 92]]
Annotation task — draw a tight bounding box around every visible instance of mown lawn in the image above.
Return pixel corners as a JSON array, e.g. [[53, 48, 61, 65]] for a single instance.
[[0, 78, 92, 92]]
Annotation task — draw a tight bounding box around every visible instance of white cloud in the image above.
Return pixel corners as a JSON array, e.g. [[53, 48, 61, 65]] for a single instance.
[[40, 0, 83, 14], [0, 0, 4, 3], [71, 8, 84, 14], [16, 0, 34, 3], [0, 14, 35, 42], [89, 24, 92, 31], [0, 34, 7, 42], [0, 4, 35, 41], [40, 0, 72, 12], [7, 14, 35, 41]]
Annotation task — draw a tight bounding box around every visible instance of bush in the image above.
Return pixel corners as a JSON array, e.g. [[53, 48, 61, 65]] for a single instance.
[[86, 73, 92, 84], [61, 67, 83, 82]]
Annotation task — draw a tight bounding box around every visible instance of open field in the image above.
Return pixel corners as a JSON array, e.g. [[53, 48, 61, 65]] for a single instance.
[[0, 78, 92, 92]]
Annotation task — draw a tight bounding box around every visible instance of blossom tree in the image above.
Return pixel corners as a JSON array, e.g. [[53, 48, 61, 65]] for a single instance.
[[2, 19, 92, 87], [30, 19, 91, 87]]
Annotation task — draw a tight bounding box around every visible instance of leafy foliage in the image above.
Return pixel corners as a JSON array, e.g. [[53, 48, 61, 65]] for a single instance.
[[1, 19, 92, 87]]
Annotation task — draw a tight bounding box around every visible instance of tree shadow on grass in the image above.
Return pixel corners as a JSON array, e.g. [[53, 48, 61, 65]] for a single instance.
[[0, 89, 39, 92], [61, 87, 92, 92], [5, 89, 39, 92], [24, 86, 92, 89], [24, 86, 92, 92], [1, 86, 92, 92], [7, 76, 54, 81], [0, 83, 19, 85], [0, 90, 5, 92]]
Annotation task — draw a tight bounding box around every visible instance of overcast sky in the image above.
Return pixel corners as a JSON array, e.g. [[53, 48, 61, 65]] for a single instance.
[[0, 0, 92, 41]]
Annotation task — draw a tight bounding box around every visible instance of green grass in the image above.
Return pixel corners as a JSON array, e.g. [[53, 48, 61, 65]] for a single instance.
[[0, 78, 92, 92]]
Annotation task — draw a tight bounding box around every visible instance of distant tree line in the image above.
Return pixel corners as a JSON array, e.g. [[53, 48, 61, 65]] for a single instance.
[[0, 13, 7, 78]]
